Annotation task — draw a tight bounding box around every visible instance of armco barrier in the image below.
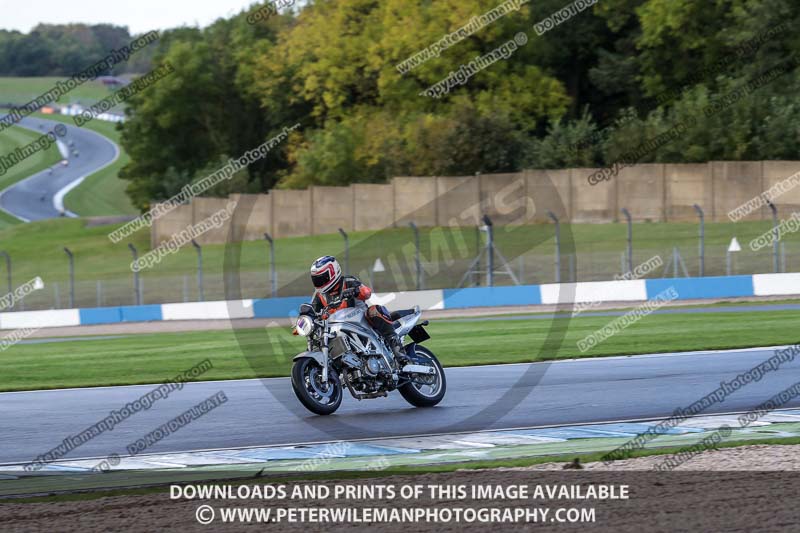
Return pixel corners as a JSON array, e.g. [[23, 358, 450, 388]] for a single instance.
[[753, 273, 800, 296], [443, 286, 541, 309], [645, 275, 754, 300], [540, 280, 647, 305], [2, 273, 799, 330], [162, 300, 254, 320]]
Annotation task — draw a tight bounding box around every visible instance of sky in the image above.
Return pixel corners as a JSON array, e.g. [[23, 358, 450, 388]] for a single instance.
[[0, 0, 271, 34]]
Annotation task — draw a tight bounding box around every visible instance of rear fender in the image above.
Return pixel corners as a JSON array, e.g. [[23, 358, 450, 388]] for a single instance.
[[402, 343, 429, 365]]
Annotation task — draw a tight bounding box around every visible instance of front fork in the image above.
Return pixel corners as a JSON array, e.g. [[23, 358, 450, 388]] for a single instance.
[[321, 324, 331, 383]]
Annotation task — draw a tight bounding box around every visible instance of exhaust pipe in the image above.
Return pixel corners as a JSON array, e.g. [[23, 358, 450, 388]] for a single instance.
[[401, 364, 435, 375]]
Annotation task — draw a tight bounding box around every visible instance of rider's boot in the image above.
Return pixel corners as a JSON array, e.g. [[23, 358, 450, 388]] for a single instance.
[[386, 335, 407, 364]]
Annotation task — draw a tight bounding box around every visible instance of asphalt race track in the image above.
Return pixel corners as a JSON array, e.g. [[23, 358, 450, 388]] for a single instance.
[[0, 116, 118, 221], [2, 346, 799, 465]]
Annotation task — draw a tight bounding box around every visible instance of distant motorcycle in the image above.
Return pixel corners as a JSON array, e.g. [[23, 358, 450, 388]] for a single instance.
[[291, 303, 446, 415]]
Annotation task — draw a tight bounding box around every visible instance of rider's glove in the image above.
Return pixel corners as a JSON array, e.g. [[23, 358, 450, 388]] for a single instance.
[[341, 287, 357, 299]]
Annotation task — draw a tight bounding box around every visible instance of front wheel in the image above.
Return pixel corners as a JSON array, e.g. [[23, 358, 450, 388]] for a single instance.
[[398, 346, 446, 407], [291, 358, 343, 415]]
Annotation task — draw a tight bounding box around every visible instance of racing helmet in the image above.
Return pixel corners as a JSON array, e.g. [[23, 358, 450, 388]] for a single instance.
[[310, 255, 342, 293]]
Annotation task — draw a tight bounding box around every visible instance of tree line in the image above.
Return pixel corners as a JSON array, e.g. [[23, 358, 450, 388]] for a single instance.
[[0, 24, 155, 76], [57, 1, 800, 210]]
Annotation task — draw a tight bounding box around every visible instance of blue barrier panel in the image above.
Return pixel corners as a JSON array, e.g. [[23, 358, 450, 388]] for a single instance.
[[120, 304, 163, 322], [645, 276, 754, 300], [442, 285, 542, 309], [79, 307, 123, 325], [252, 296, 311, 318]]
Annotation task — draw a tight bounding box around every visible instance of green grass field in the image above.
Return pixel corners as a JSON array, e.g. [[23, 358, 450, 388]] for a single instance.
[[2, 305, 798, 392], [30, 112, 136, 216], [0, 77, 115, 106], [0, 123, 62, 227]]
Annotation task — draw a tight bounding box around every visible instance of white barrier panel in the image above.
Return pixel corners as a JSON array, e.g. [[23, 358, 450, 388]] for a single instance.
[[369, 289, 445, 311], [539, 280, 648, 305], [0, 309, 81, 330], [162, 300, 254, 321], [752, 273, 800, 296]]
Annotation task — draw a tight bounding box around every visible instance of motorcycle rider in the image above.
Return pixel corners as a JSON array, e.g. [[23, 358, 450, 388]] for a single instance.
[[308, 255, 406, 361]]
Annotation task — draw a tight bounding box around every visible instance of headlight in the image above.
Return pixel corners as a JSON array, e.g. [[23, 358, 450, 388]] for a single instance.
[[296, 315, 313, 337]]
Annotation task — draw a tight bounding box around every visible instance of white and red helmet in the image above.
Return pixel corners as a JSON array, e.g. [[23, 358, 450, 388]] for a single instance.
[[310, 255, 342, 293]]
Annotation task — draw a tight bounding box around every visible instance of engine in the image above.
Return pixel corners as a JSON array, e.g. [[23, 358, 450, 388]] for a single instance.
[[339, 351, 393, 396], [328, 329, 397, 398]]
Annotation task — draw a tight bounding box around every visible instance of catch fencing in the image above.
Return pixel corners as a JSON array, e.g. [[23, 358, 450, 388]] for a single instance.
[[5, 212, 800, 312]]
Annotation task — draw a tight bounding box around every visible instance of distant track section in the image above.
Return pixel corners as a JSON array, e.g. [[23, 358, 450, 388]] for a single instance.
[[0, 116, 119, 221]]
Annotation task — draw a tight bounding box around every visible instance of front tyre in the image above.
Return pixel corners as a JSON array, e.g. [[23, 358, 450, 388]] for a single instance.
[[398, 346, 446, 407], [291, 358, 343, 415]]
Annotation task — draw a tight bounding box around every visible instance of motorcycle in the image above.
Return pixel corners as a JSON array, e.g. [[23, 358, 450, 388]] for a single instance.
[[290, 302, 446, 415]]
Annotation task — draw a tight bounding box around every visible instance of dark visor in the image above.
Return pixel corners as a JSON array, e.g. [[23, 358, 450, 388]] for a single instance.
[[312, 270, 332, 288]]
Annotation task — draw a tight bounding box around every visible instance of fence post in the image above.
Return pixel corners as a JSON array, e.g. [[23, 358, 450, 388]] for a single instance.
[[338, 228, 349, 273], [191, 239, 204, 301], [128, 243, 141, 305], [475, 226, 481, 286], [547, 211, 561, 284], [768, 201, 780, 273], [408, 221, 421, 290], [693, 204, 705, 277], [483, 215, 494, 287], [0, 251, 11, 308], [621, 207, 633, 275], [63, 247, 75, 308], [264, 233, 277, 298]]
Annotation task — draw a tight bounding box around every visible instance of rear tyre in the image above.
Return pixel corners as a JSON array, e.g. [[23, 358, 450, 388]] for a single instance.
[[291, 358, 343, 415], [398, 346, 446, 407]]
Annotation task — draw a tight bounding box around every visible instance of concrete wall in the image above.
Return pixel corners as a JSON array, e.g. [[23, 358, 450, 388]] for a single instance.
[[617, 164, 665, 222], [192, 197, 233, 244], [393, 176, 437, 226], [480, 172, 531, 225], [272, 189, 311, 237], [762, 161, 800, 216], [311, 186, 354, 235], [711, 161, 764, 222], [152, 204, 193, 246], [151, 161, 800, 246], [436, 176, 480, 226], [526, 169, 571, 222], [230, 193, 272, 241], [571, 167, 616, 222], [353, 183, 394, 231], [665, 163, 712, 221]]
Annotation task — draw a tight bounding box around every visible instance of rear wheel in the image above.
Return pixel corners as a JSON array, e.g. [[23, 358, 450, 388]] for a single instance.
[[291, 358, 343, 415], [398, 346, 446, 407]]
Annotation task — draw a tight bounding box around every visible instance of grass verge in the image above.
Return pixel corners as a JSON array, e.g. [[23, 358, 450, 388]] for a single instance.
[[0, 77, 114, 106], [2, 306, 799, 391]]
